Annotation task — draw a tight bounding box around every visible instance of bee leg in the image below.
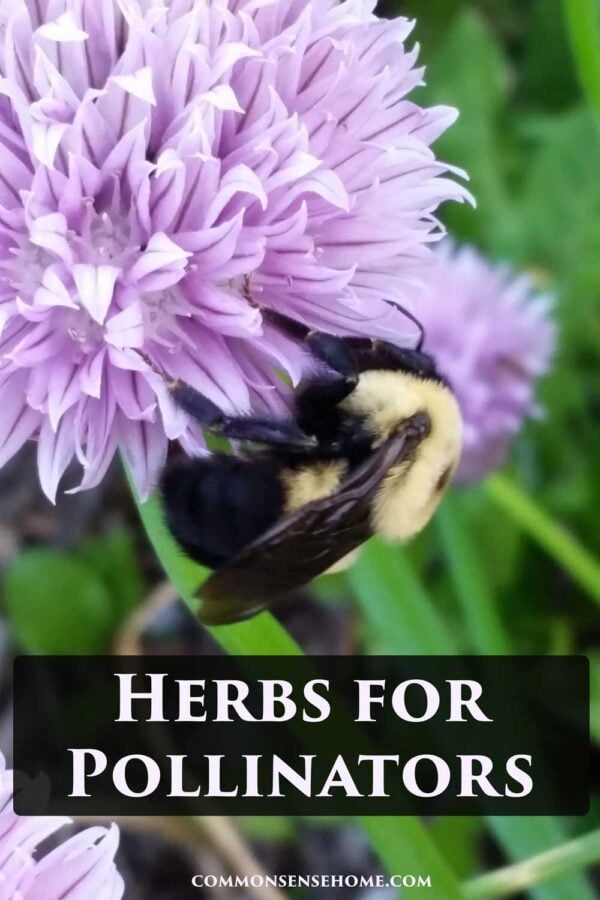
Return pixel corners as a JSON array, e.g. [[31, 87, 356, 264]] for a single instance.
[[170, 382, 316, 450], [260, 307, 360, 376], [304, 331, 359, 379], [259, 306, 312, 342], [349, 341, 437, 378], [295, 375, 355, 439], [258, 310, 364, 435]]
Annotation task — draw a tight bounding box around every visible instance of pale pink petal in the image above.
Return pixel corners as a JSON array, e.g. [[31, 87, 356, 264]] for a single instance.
[[28, 826, 124, 900], [104, 303, 145, 349], [111, 67, 157, 105], [79, 347, 107, 398], [37, 412, 76, 502], [28, 213, 72, 264], [73, 264, 120, 325], [0, 373, 41, 468], [419, 241, 555, 483], [127, 233, 191, 290], [34, 269, 78, 310], [37, 12, 89, 43], [47, 359, 80, 429], [120, 416, 168, 501]]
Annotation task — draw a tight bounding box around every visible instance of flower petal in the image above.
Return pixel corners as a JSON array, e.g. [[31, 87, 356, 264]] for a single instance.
[[28, 825, 124, 900], [37, 412, 76, 503], [111, 67, 157, 106], [0, 372, 41, 469], [128, 233, 191, 290], [120, 417, 168, 501], [37, 11, 89, 43], [105, 302, 145, 349], [73, 264, 120, 325]]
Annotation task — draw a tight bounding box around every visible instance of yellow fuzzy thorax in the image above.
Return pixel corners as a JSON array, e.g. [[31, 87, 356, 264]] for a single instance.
[[281, 460, 348, 513], [343, 369, 463, 541], [278, 368, 462, 554]]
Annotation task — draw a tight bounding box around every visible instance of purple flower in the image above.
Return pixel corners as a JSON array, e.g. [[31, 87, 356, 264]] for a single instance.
[[0, 754, 124, 899], [0, 0, 468, 501], [418, 242, 556, 483]]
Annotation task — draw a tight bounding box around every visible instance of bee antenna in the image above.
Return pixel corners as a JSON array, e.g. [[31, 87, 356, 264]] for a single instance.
[[383, 300, 426, 352]]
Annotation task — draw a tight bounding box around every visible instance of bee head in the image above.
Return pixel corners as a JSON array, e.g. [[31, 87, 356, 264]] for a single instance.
[[382, 299, 451, 388]]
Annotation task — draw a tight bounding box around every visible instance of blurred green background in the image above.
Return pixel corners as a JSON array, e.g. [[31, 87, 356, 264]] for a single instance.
[[1, 0, 599, 897]]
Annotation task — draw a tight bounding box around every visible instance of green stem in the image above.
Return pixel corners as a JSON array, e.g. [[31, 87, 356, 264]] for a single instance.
[[438, 489, 595, 900], [352, 530, 596, 900], [464, 828, 600, 899], [349, 538, 459, 655], [486, 474, 600, 608], [130, 482, 465, 900], [486, 818, 596, 900], [563, 0, 600, 120], [132, 491, 302, 656], [437, 495, 511, 655]]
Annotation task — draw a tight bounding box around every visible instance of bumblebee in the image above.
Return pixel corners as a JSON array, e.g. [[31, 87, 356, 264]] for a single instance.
[[160, 305, 462, 624]]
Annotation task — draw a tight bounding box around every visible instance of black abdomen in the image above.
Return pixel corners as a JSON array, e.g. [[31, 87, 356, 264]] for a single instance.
[[161, 455, 285, 569]]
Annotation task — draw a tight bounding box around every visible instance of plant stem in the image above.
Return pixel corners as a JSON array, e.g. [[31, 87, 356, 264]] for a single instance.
[[130, 481, 465, 899], [351, 522, 596, 900], [486, 474, 600, 608], [464, 828, 600, 899], [349, 538, 459, 654], [437, 495, 511, 655], [131, 490, 303, 656], [563, 0, 600, 120], [486, 818, 595, 900]]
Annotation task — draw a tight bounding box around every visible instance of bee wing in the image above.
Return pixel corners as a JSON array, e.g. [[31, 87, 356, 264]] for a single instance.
[[198, 414, 429, 625]]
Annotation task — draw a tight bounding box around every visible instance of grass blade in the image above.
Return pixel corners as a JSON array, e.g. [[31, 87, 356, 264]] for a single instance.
[[353, 494, 596, 898], [438, 491, 595, 900], [349, 538, 459, 654], [465, 827, 600, 899], [437, 495, 511, 655], [563, 0, 600, 120], [486, 474, 600, 608], [485, 818, 597, 900]]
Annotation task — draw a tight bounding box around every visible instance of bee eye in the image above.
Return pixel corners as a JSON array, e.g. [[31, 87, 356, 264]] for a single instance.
[[436, 465, 453, 493]]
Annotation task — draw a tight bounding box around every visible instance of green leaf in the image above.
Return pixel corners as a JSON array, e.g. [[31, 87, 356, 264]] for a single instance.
[[522, 0, 580, 109], [590, 651, 600, 744], [421, 9, 518, 249], [4, 549, 112, 654], [349, 538, 459, 655], [437, 494, 512, 655], [77, 529, 144, 627], [345, 483, 597, 898], [238, 816, 294, 842], [481, 819, 598, 900], [133, 490, 204, 601], [437, 493, 596, 899], [518, 106, 600, 304], [486, 474, 600, 609], [431, 817, 481, 881], [563, 0, 600, 120]]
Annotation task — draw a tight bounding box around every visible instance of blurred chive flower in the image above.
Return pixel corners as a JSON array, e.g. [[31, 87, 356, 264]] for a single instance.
[[419, 242, 556, 484], [0, 0, 468, 502], [0, 754, 124, 899]]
